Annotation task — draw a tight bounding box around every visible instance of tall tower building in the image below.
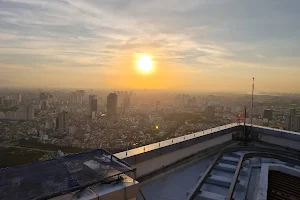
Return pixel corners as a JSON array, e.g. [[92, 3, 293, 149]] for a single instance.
[[27, 105, 35, 120], [286, 108, 298, 131], [263, 109, 273, 121], [107, 93, 118, 116], [91, 98, 97, 118], [71, 92, 77, 103], [79, 90, 85, 99], [89, 95, 97, 116], [16, 105, 27, 120], [41, 100, 50, 110], [58, 111, 69, 132], [123, 95, 130, 110], [17, 93, 22, 104], [290, 108, 297, 116], [206, 106, 215, 121], [76, 90, 85, 104]]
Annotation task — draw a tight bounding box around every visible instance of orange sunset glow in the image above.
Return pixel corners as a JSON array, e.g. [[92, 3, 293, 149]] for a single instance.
[[0, 0, 299, 94]]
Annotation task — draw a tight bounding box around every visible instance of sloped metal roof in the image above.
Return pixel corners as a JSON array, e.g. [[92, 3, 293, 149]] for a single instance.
[[0, 149, 133, 200]]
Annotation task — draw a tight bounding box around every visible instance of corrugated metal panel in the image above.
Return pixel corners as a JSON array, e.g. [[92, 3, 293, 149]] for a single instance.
[[268, 170, 300, 200]]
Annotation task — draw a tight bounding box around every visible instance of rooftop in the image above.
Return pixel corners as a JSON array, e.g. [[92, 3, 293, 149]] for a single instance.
[[2, 123, 300, 200], [0, 149, 137, 200]]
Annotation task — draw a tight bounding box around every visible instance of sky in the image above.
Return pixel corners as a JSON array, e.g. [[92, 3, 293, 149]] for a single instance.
[[0, 0, 300, 93]]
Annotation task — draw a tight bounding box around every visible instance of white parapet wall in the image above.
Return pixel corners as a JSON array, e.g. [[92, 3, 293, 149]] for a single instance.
[[248, 124, 300, 151], [133, 133, 232, 177], [115, 124, 241, 178]]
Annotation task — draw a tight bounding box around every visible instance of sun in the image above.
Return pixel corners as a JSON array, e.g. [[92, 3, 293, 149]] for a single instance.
[[137, 55, 153, 72]]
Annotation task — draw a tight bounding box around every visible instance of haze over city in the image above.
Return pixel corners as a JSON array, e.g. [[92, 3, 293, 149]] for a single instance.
[[2, 1, 300, 200], [0, 0, 300, 93]]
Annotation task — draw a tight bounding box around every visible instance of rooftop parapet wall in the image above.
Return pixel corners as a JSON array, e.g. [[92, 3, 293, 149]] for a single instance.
[[115, 123, 242, 178], [247, 124, 300, 150], [115, 123, 241, 165], [115, 124, 300, 178]]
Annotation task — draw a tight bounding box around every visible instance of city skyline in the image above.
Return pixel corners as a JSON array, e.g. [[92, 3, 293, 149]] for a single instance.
[[1, 0, 300, 93]]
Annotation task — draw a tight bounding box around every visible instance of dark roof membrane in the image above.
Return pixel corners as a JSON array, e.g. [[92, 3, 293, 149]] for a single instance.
[[0, 149, 133, 200]]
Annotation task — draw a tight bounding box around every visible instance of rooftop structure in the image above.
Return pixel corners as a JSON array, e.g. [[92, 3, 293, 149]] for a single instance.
[[2, 123, 300, 200], [0, 149, 139, 200]]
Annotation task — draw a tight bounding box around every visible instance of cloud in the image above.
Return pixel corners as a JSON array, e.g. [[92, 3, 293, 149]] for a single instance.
[[0, 0, 300, 91]]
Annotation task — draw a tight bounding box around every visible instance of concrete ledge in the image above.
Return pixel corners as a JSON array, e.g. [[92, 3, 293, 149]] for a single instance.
[[257, 133, 300, 151], [138, 141, 238, 185], [131, 133, 234, 178], [248, 124, 300, 142], [115, 124, 240, 164]]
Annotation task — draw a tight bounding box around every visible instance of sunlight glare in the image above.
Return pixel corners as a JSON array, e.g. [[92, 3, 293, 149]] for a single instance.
[[138, 55, 153, 72]]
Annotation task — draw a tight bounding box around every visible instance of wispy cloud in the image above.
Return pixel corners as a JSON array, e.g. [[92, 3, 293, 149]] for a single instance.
[[0, 0, 300, 91]]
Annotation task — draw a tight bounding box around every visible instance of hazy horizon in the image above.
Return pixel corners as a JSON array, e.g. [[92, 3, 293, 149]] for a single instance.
[[1, 0, 300, 93]]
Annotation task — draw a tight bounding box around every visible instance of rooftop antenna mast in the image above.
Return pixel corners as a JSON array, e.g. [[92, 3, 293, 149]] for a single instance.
[[243, 107, 247, 142], [251, 77, 254, 126]]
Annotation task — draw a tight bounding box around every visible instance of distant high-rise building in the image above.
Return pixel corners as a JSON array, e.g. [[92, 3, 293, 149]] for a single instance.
[[290, 108, 297, 116], [286, 114, 300, 132], [192, 97, 196, 106], [188, 99, 193, 106], [48, 94, 54, 102], [0, 96, 3, 106], [16, 105, 27, 120], [107, 93, 118, 116], [123, 95, 130, 110], [58, 111, 69, 132], [7, 105, 35, 121], [263, 109, 273, 121], [285, 108, 298, 131], [41, 100, 50, 110], [71, 92, 77, 103], [206, 106, 215, 120], [17, 93, 22, 104], [91, 98, 97, 116], [6, 111, 16, 120], [40, 92, 48, 101], [290, 116, 300, 132], [252, 102, 264, 116], [91, 111, 96, 120], [79, 90, 85, 98], [27, 105, 35, 120], [89, 95, 97, 116], [76, 90, 85, 104]]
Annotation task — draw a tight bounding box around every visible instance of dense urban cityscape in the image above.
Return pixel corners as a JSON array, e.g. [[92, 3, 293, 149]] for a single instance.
[[0, 88, 299, 168]]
